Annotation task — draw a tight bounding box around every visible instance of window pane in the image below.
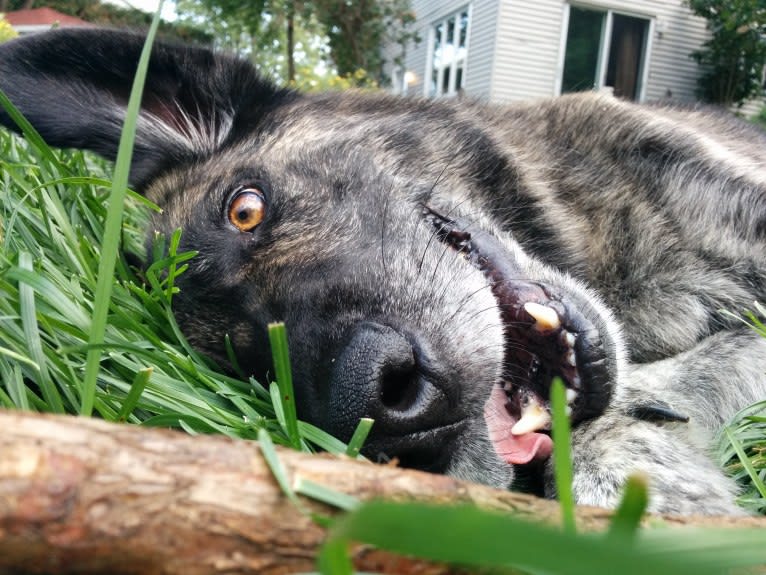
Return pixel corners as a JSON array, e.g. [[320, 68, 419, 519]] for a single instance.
[[433, 22, 443, 69], [459, 10, 468, 49], [442, 66, 451, 94], [606, 14, 649, 100], [428, 9, 470, 97], [562, 7, 604, 93]]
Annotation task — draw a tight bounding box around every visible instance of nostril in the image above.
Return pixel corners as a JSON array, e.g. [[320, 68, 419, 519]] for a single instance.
[[328, 321, 450, 438], [380, 363, 420, 411]]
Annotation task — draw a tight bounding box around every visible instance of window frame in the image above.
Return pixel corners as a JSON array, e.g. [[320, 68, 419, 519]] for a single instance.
[[555, 3, 655, 101], [424, 5, 472, 98]]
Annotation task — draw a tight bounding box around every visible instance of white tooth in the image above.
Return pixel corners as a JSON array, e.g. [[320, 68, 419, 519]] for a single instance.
[[566, 388, 578, 404], [503, 381, 513, 391], [563, 331, 576, 348], [565, 405, 573, 417], [524, 302, 561, 332], [565, 349, 577, 367], [511, 398, 552, 435]]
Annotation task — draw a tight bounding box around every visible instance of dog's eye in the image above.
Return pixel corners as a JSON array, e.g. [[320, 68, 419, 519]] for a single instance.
[[228, 189, 266, 232]]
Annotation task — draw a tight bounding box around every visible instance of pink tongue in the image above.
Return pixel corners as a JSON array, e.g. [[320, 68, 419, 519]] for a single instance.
[[484, 386, 553, 465]]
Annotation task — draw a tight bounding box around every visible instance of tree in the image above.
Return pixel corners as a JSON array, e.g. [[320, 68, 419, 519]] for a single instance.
[[175, 0, 303, 83], [175, 0, 418, 87], [687, 0, 766, 107], [312, 0, 418, 84]]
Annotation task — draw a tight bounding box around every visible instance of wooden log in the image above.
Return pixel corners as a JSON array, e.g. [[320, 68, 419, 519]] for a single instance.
[[0, 410, 763, 574]]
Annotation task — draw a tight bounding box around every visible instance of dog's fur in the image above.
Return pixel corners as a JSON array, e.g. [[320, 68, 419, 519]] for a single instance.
[[2, 29, 765, 515]]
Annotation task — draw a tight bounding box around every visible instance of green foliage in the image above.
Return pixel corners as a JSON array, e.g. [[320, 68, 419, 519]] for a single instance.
[[686, 0, 766, 106], [175, 0, 418, 87], [313, 0, 419, 83], [719, 303, 766, 513], [0, 15, 17, 43]]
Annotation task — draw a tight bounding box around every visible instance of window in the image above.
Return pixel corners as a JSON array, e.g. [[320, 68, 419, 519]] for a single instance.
[[560, 5, 651, 101], [428, 8, 470, 97]]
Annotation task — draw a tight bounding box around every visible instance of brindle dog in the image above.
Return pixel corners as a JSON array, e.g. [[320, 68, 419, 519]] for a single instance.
[[2, 29, 765, 515]]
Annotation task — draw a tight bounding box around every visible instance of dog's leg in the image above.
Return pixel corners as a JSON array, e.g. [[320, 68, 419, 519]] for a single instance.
[[549, 329, 766, 515]]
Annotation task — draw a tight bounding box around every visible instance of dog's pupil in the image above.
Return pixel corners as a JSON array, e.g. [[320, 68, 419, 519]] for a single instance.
[[237, 209, 249, 222]]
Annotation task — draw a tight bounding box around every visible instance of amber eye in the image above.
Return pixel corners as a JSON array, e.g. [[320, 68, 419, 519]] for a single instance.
[[228, 189, 266, 232]]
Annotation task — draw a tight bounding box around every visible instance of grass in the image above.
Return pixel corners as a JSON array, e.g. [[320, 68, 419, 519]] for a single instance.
[[0, 28, 765, 572]]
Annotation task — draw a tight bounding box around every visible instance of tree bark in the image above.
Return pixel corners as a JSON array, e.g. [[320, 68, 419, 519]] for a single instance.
[[0, 410, 763, 575]]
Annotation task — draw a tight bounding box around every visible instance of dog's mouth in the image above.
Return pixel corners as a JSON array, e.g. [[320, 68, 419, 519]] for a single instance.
[[424, 206, 612, 466]]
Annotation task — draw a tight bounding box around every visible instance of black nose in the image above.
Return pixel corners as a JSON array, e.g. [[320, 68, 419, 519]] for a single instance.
[[327, 322, 451, 440]]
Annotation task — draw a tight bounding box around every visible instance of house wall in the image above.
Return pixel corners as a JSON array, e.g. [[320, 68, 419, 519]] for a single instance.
[[399, 0, 500, 99], [491, 0, 711, 103], [396, 1, 763, 115], [401, 1, 716, 105]]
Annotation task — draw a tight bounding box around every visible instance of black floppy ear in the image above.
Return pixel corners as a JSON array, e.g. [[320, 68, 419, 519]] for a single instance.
[[0, 28, 291, 187]]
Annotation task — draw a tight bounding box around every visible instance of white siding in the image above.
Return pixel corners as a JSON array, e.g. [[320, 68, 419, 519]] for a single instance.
[[394, 1, 763, 115], [399, 0, 500, 99], [641, 1, 709, 102], [491, 0, 564, 101], [491, 0, 711, 104]]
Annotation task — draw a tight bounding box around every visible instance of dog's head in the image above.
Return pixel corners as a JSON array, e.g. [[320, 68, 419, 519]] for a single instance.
[[0, 29, 625, 490]]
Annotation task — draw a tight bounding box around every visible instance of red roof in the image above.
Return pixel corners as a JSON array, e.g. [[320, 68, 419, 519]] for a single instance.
[[4, 7, 89, 27]]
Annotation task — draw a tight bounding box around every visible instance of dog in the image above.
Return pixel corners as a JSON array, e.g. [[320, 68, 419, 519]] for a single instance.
[[1, 29, 765, 516]]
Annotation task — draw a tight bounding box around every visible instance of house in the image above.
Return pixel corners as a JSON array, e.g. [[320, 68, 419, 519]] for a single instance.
[[391, 0, 717, 106], [4, 7, 89, 35]]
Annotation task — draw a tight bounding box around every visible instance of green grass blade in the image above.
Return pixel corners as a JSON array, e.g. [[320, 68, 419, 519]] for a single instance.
[[725, 427, 766, 501], [608, 473, 649, 541], [257, 427, 300, 506], [0, 346, 38, 369], [550, 377, 575, 533], [293, 477, 360, 511], [18, 251, 65, 412], [331, 501, 750, 575], [117, 367, 153, 422], [345, 417, 373, 458], [267, 322, 300, 449], [80, 3, 164, 416], [297, 421, 351, 454], [317, 537, 353, 575]]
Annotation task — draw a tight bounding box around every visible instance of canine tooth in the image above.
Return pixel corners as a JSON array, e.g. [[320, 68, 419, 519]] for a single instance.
[[511, 398, 551, 435], [565, 405, 572, 417], [524, 302, 561, 332], [565, 349, 576, 367], [566, 388, 578, 404], [562, 331, 576, 348]]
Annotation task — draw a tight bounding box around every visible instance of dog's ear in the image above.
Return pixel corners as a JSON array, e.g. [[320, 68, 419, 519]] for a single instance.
[[0, 28, 290, 187]]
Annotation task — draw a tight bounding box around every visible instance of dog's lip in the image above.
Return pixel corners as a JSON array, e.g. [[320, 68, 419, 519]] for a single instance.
[[361, 419, 467, 470], [423, 204, 612, 431]]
